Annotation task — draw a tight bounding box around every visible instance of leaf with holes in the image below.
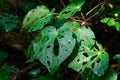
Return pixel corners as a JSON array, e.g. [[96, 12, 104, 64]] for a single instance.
[[63, 21, 95, 48], [69, 42, 109, 76], [21, 5, 55, 32], [31, 26, 75, 72], [81, 66, 117, 80], [58, 0, 85, 19]]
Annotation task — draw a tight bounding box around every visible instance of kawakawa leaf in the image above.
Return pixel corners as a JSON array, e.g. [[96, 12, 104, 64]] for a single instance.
[[81, 66, 117, 80], [29, 26, 75, 71], [58, 0, 85, 19], [21, 5, 55, 32], [69, 42, 109, 76], [63, 21, 95, 48]]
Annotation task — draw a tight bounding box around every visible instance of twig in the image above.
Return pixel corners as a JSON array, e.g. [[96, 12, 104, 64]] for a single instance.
[[60, 0, 65, 7], [86, 0, 108, 16], [85, 4, 104, 22], [11, 63, 41, 80]]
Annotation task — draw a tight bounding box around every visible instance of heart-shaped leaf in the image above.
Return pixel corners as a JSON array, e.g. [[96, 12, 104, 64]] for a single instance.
[[30, 26, 75, 71], [69, 42, 109, 76]]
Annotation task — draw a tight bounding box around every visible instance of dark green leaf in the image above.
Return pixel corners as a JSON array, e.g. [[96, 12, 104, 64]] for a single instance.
[[113, 54, 120, 65], [0, 51, 8, 61]]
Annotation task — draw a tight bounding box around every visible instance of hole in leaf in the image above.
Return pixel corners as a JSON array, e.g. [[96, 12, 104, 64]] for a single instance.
[[83, 62, 87, 65], [72, 33, 77, 39], [5, 21, 9, 24], [91, 55, 97, 61], [68, 41, 71, 44], [65, 49, 67, 52], [47, 61, 50, 66], [53, 39, 59, 56], [26, 18, 29, 21], [97, 59, 101, 63], [47, 56, 49, 58], [94, 44, 99, 50], [77, 59, 80, 62], [47, 45, 50, 48], [83, 53, 88, 57], [91, 62, 95, 68], [61, 44, 63, 47], [39, 48, 42, 52], [60, 36, 64, 39], [63, 11, 71, 14]]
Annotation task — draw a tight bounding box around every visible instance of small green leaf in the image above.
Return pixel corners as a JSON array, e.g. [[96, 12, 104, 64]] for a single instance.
[[58, 0, 85, 19], [0, 51, 8, 61], [113, 54, 120, 65], [28, 26, 75, 72], [101, 17, 120, 32], [21, 5, 55, 32], [100, 17, 115, 26], [115, 22, 120, 31]]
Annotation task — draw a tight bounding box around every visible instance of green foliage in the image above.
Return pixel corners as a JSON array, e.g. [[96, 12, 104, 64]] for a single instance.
[[18, 0, 120, 80], [100, 17, 120, 32], [58, 0, 85, 19], [113, 54, 120, 65], [0, 64, 19, 80], [21, 5, 55, 32], [69, 42, 109, 76], [0, 13, 18, 32], [27, 26, 75, 72], [28, 68, 41, 77], [0, 51, 8, 61], [81, 66, 117, 80]]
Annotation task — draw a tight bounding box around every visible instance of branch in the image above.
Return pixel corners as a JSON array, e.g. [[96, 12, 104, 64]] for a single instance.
[[11, 63, 41, 80]]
